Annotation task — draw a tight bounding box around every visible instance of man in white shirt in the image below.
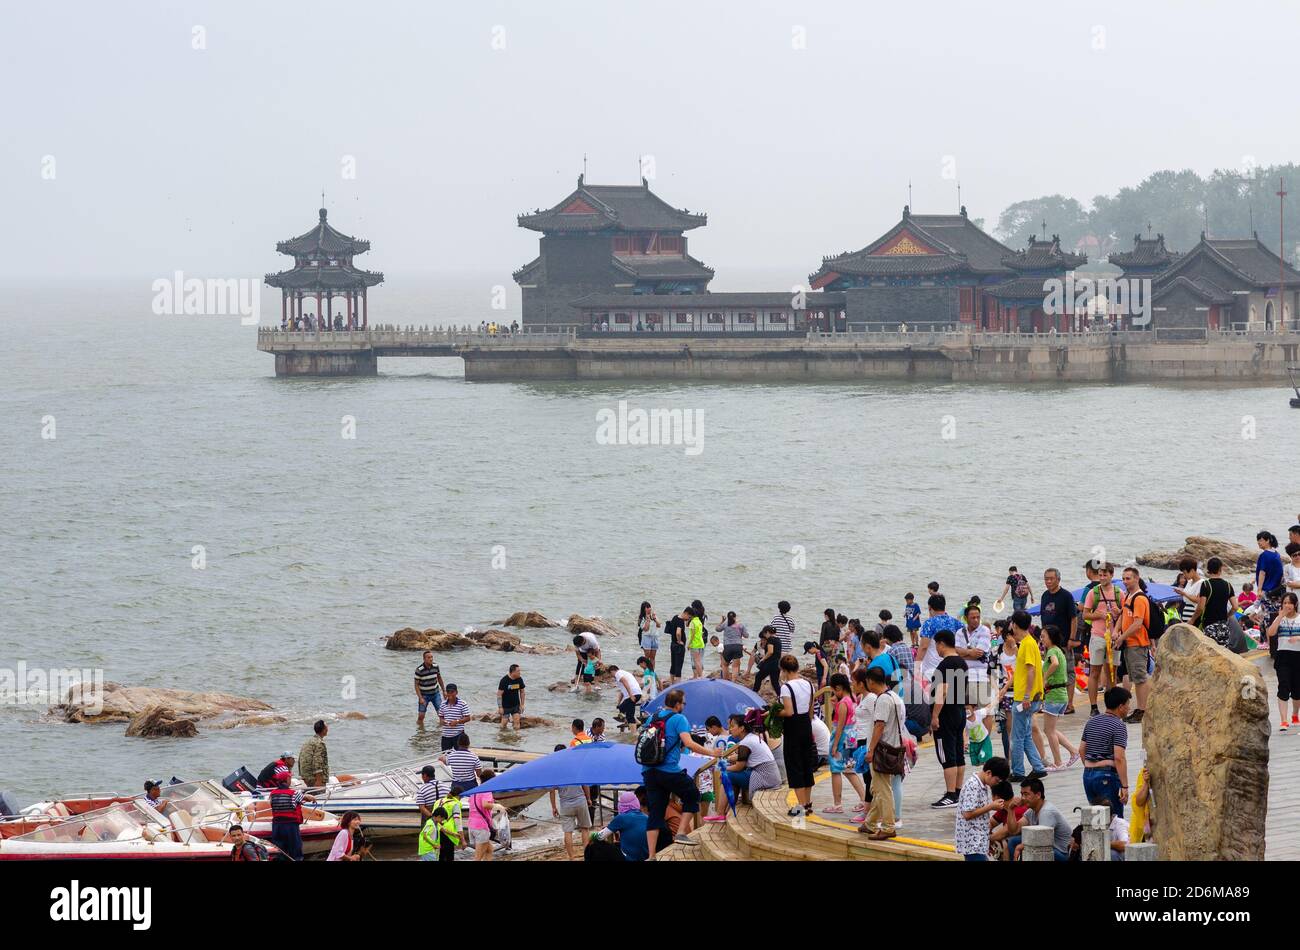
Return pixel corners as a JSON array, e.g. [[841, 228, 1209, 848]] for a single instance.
[[811, 714, 831, 767], [956, 604, 993, 707], [608, 664, 643, 728]]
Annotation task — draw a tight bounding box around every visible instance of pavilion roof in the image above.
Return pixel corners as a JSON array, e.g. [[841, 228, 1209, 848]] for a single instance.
[[611, 253, 714, 280], [1108, 233, 1179, 268], [276, 208, 372, 256], [1156, 234, 1300, 288], [264, 262, 384, 290], [1001, 235, 1087, 271], [518, 176, 707, 233]]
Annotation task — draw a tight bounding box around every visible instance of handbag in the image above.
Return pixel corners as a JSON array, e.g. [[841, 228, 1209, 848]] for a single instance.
[[872, 696, 906, 776]]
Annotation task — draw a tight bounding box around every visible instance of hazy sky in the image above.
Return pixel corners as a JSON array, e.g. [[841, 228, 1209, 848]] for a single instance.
[[4, 0, 1298, 284]]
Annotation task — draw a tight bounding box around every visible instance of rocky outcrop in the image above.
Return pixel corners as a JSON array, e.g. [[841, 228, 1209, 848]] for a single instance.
[[385, 628, 474, 651], [210, 713, 289, 730], [124, 705, 199, 738], [386, 627, 564, 655], [1137, 536, 1257, 573], [58, 681, 272, 725], [567, 615, 621, 638], [498, 611, 559, 628], [476, 713, 555, 729], [1145, 623, 1270, 860]]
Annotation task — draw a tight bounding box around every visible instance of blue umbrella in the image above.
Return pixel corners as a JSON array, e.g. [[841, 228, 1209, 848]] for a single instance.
[[466, 742, 711, 797], [1027, 582, 1181, 616], [640, 679, 765, 730]]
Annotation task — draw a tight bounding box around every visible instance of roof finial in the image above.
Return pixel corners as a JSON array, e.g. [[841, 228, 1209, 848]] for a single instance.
[[1146, 219, 1152, 237], [956, 180, 961, 212], [907, 180, 912, 211], [320, 189, 327, 221]]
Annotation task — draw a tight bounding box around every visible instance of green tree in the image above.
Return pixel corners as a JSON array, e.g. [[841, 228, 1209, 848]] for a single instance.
[[995, 195, 1091, 250]]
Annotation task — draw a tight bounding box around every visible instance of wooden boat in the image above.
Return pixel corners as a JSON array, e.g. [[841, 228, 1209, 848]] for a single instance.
[[0, 799, 282, 860], [12, 780, 339, 856]]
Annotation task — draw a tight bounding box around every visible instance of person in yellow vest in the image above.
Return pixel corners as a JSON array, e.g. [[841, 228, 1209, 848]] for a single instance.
[[429, 786, 464, 862], [568, 718, 593, 747], [418, 805, 459, 861]]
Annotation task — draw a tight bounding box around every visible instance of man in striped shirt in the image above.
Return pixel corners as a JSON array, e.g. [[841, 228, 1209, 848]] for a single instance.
[[437, 684, 471, 751], [440, 733, 483, 790], [414, 651, 445, 727], [770, 600, 795, 655], [416, 765, 451, 822]]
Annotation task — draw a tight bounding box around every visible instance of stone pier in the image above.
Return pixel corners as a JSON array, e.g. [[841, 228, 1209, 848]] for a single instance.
[[274, 350, 377, 377]]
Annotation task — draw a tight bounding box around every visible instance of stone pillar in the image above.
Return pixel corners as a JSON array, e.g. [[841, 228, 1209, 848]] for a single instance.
[[1080, 805, 1111, 861], [281, 291, 286, 325], [362, 288, 368, 328], [347, 292, 353, 329], [1127, 842, 1158, 861], [315, 292, 322, 325], [1021, 825, 1054, 861]]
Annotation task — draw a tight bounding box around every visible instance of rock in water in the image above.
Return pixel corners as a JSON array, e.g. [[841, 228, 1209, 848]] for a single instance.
[[385, 628, 474, 651], [499, 611, 559, 628], [476, 713, 554, 728], [1145, 624, 1269, 860], [58, 681, 272, 724], [124, 705, 199, 738], [567, 615, 621, 638], [466, 629, 522, 652], [1136, 536, 1257, 573]]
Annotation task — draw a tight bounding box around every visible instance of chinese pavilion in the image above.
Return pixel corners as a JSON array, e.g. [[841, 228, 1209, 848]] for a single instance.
[[514, 175, 713, 326], [1150, 233, 1300, 332], [809, 207, 1084, 331], [1108, 233, 1179, 280], [265, 206, 383, 329]]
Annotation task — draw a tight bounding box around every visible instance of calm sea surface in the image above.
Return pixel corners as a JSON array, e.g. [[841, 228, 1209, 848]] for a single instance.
[[0, 273, 1292, 802]]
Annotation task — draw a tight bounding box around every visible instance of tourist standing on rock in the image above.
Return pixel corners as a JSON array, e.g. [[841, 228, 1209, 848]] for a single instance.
[[770, 600, 796, 655], [571, 632, 602, 693], [608, 664, 643, 729], [715, 611, 748, 682], [1117, 567, 1152, 723], [1038, 569, 1078, 713], [641, 688, 726, 859], [778, 654, 816, 817], [496, 663, 526, 730], [298, 720, 329, 788], [929, 630, 967, 808], [1000, 567, 1033, 614], [637, 601, 660, 671], [1265, 592, 1300, 731], [437, 684, 471, 750], [1256, 531, 1285, 653], [1078, 686, 1131, 818], [414, 650, 445, 728], [1191, 557, 1239, 649], [664, 610, 687, 685], [1007, 611, 1047, 782], [918, 593, 963, 684], [1083, 562, 1122, 715]]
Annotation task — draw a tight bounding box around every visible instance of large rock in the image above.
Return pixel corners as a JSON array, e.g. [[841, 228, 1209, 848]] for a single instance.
[[58, 681, 272, 724], [1137, 536, 1257, 573], [1145, 624, 1269, 860], [498, 611, 559, 628], [476, 713, 555, 729], [123, 705, 199, 738], [385, 628, 474, 651], [567, 614, 621, 638]]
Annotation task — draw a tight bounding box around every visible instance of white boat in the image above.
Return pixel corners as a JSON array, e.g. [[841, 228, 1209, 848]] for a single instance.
[[13, 780, 340, 856], [0, 799, 280, 861]]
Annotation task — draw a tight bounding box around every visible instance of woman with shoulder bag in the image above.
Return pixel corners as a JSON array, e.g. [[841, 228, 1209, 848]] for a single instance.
[[778, 654, 816, 817]]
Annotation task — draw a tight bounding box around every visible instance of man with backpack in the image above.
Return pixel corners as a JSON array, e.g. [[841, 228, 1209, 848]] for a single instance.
[[229, 824, 270, 861], [1117, 567, 1156, 724], [1001, 567, 1033, 613], [636, 688, 727, 859]]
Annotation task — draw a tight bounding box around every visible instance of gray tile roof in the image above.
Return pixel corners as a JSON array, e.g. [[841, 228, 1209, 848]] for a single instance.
[[612, 254, 714, 280], [265, 262, 383, 290], [1152, 274, 1236, 305], [1157, 235, 1300, 288], [1002, 235, 1087, 271], [276, 208, 372, 256], [1108, 234, 1178, 268], [518, 176, 707, 233]]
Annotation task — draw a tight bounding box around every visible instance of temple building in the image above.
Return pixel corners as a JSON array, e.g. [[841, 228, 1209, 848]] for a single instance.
[[809, 206, 1084, 331], [265, 206, 383, 329], [1108, 232, 1179, 280], [1149, 233, 1300, 332], [514, 176, 713, 325]]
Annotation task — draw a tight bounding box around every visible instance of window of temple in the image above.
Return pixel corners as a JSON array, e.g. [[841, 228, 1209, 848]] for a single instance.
[[738, 313, 756, 324], [675, 313, 690, 324], [707, 313, 724, 324], [614, 313, 630, 324]]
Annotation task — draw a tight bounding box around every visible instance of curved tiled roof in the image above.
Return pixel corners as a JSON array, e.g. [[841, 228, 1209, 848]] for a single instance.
[[1157, 235, 1300, 288], [1109, 234, 1178, 268], [986, 276, 1055, 299], [276, 208, 372, 256], [1152, 275, 1235, 305], [611, 253, 714, 280], [1002, 235, 1087, 271], [265, 262, 384, 290], [518, 176, 707, 233]]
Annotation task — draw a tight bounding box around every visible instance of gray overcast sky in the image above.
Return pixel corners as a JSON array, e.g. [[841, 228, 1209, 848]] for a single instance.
[[3, 0, 1297, 281]]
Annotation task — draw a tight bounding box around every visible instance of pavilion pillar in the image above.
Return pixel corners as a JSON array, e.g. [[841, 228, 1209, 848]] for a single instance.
[[315, 292, 322, 327], [347, 291, 354, 329], [363, 288, 368, 328], [281, 291, 287, 325]]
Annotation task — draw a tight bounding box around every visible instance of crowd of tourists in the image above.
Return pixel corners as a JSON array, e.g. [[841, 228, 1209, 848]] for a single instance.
[[228, 527, 1296, 862]]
